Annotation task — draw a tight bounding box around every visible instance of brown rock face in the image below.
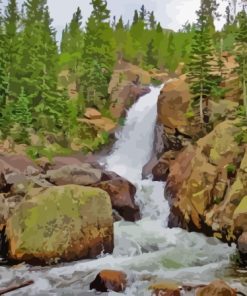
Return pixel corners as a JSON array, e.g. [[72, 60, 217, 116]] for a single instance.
[[167, 121, 246, 234], [157, 78, 195, 137], [94, 172, 140, 222], [90, 270, 127, 293], [152, 151, 179, 182], [196, 280, 236, 296]]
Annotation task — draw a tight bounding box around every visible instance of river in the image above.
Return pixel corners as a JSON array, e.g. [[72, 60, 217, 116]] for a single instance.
[[0, 85, 246, 295]]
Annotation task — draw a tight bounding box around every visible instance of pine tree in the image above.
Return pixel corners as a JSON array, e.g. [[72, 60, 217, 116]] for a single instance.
[[4, 0, 20, 99], [235, 10, 247, 119], [145, 39, 157, 68], [13, 87, 32, 126], [139, 5, 146, 21], [133, 10, 139, 25], [62, 7, 84, 92], [60, 24, 69, 53], [115, 16, 126, 61], [19, 0, 62, 130], [0, 3, 8, 119], [80, 0, 115, 108], [187, 1, 216, 123], [148, 11, 156, 30]]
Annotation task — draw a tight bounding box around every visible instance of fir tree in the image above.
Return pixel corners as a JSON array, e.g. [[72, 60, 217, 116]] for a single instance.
[[10, 87, 32, 143], [235, 10, 247, 118], [133, 10, 139, 25], [148, 11, 156, 30], [13, 87, 32, 127], [187, 2, 216, 123], [80, 0, 115, 108], [145, 39, 157, 67], [115, 16, 126, 61], [0, 4, 8, 117], [60, 24, 69, 53], [4, 0, 20, 99], [139, 5, 146, 21]]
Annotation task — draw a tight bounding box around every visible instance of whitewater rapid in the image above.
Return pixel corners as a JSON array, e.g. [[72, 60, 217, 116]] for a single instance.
[[0, 85, 245, 295]]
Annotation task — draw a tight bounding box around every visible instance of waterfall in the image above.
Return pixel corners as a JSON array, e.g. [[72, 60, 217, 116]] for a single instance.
[[0, 85, 241, 296], [105, 84, 169, 221]]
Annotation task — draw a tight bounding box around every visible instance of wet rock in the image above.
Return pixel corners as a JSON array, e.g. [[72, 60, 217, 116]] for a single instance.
[[237, 232, 247, 265], [46, 164, 102, 186], [195, 280, 236, 296], [6, 185, 113, 264], [149, 281, 181, 296], [90, 270, 127, 292], [93, 175, 140, 222]]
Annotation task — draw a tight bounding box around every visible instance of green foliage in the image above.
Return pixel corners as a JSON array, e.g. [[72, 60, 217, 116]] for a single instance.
[[80, 0, 115, 109], [187, 2, 218, 123], [235, 130, 247, 144], [235, 10, 247, 119], [226, 163, 237, 175], [27, 143, 72, 160], [213, 196, 222, 205]]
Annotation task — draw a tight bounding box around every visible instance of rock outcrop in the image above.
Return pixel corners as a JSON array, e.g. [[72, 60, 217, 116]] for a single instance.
[[167, 120, 246, 236], [6, 185, 113, 264]]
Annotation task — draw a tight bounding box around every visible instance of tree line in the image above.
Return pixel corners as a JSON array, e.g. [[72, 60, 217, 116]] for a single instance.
[[0, 0, 246, 147]]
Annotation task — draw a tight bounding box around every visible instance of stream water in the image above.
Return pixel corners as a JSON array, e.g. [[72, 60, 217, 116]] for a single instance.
[[0, 85, 246, 295]]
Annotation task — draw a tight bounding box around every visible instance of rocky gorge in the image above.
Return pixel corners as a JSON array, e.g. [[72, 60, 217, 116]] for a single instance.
[[0, 60, 246, 295]]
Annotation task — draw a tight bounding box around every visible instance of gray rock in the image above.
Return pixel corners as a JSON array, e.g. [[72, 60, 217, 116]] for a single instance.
[[46, 164, 102, 186]]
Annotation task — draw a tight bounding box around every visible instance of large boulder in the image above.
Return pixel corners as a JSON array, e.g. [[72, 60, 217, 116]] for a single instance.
[[6, 185, 113, 264], [90, 270, 127, 293], [196, 280, 236, 296], [94, 172, 140, 222], [167, 120, 245, 233], [46, 164, 102, 186]]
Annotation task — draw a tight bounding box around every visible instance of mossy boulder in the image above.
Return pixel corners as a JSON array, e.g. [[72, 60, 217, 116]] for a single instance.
[[6, 185, 113, 264]]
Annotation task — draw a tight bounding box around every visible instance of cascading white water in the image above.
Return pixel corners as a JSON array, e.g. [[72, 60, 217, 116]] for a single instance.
[[0, 85, 245, 296], [105, 85, 169, 221]]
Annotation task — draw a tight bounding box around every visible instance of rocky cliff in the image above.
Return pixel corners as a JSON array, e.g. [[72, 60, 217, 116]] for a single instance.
[[153, 58, 247, 264]]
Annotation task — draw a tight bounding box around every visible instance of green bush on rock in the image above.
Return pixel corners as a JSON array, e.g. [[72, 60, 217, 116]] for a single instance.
[[6, 185, 113, 265]]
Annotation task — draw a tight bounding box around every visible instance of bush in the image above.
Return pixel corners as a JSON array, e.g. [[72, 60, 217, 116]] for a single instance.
[[226, 163, 237, 177]]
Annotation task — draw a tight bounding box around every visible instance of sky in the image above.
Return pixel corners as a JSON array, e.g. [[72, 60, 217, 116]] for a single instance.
[[1, 0, 228, 41]]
